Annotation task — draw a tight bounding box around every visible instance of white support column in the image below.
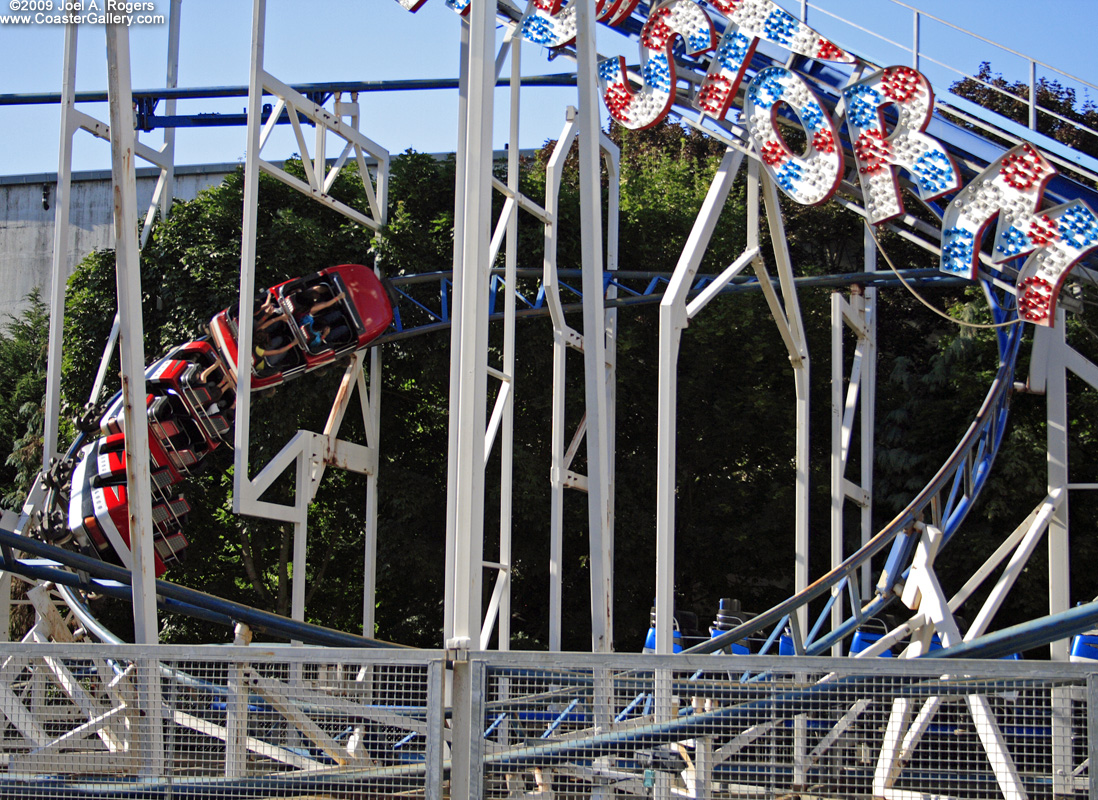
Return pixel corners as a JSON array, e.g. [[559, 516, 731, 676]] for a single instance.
[[542, 117, 578, 652], [443, 20, 471, 647], [43, 22, 79, 472], [159, 0, 181, 217], [233, 0, 265, 510], [0, 571, 10, 643], [363, 347, 381, 639], [655, 148, 745, 656], [105, 20, 157, 648], [446, 0, 495, 651], [574, 0, 613, 653], [602, 136, 620, 643], [830, 291, 844, 656], [760, 172, 811, 635], [861, 239, 878, 601], [1047, 308, 1070, 661], [829, 284, 875, 654], [548, 317, 566, 652], [138, 0, 180, 248], [495, 35, 522, 652], [106, 21, 163, 778], [291, 448, 309, 630]]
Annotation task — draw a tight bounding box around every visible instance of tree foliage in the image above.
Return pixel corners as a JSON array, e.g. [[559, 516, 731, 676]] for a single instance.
[[22, 90, 1098, 653], [950, 62, 1098, 162], [0, 290, 49, 509]]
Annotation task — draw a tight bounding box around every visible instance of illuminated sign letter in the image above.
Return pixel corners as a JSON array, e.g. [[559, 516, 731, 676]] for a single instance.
[[744, 66, 843, 205], [393, 0, 468, 13], [940, 144, 1098, 326], [1011, 201, 1098, 325], [598, 0, 717, 130], [523, 0, 640, 48], [399, 0, 640, 40], [843, 66, 961, 223], [695, 0, 854, 120], [941, 145, 1055, 282]]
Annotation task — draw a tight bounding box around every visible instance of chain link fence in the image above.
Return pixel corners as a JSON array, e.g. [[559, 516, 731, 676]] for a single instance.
[[0, 645, 1092, 798]]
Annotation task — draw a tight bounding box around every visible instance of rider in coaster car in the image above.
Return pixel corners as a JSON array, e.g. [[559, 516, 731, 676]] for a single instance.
[[255, 290, 287, 331], [253, 327, 297, 372], [297, 288, 346, 348]]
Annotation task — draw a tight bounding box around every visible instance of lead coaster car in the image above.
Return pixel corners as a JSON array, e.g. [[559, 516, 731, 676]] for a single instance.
[[209, 263, 393, 389], [63, 264, 393, 576]]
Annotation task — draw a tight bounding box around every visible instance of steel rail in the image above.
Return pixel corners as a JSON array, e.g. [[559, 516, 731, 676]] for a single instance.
[[688, 291, 1023, 656]]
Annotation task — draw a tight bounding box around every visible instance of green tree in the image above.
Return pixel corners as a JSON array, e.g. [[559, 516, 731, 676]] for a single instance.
[[0, 290, 50, 509], [950, 62, 1098, 161]]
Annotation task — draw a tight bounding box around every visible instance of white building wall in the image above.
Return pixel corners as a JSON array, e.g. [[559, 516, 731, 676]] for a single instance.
[[0, 165, 234, 323]]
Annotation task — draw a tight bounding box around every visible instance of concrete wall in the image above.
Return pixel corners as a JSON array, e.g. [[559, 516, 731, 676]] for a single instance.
[[0, 164, 236, 324]]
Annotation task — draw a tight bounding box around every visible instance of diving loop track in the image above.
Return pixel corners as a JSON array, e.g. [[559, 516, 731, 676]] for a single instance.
[[693, 283, 1024, 656], [14, 0, 1097, 662]]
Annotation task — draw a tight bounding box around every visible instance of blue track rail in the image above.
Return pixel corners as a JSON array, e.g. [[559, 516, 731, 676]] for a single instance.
[[691, 280, 1023, 656]]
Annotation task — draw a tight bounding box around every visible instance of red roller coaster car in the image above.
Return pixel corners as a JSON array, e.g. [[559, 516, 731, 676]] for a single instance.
[[209, 263, 393, 389], [67, 264, 392, 576]]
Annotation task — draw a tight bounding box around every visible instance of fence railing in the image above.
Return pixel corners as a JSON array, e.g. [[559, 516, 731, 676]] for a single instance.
[[798, 0, 1098, 186], [0, 644, 1093, 799]]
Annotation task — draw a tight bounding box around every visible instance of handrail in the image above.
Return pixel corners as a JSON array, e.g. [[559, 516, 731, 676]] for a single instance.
[[802, 0, 1098, 183]]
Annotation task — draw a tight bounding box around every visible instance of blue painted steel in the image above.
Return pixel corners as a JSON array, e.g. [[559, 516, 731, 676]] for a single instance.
[[615, 692, 646, 723], [0, 527, 408, 650], [849, 630, 894, 657], [540, 698, 582, 739], [928, 600, 1098, 659], [1070, 633, 1098, 661], [689, 299, 1023, 657]]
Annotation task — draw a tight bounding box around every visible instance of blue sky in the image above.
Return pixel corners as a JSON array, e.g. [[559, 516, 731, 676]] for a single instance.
[[0, 0, 1093, 178]]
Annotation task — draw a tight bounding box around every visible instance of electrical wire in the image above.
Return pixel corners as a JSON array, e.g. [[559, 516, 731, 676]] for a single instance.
[[864, 221, 1022, 330]]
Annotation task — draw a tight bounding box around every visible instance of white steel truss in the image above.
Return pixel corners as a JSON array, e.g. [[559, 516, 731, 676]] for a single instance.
[[43, 1, 183, 478], [18, 0, 1098, 704], [233, 0, 390, 638], [540, 112, 620, 652], [830, 281, 877, 655]]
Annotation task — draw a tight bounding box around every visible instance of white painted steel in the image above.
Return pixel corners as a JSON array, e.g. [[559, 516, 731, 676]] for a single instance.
[[1048, 309, 1070, 660], [446, 1, 495, 652], [362, 351, 381, 639], [496, 40, 522, 651], [829, 285, 876, 655], [233, 0, 264, 518], [860, 287, 876, 600], [757, 169, 811, 637], [965, 490, 1061, 641], [655, 148, 745, 657], [602, 133, 620, 656], [160, 0, 181, 216], [830, 291, 844, 657], [42, 24, 79, 473], [291, 447, 308, 634], [138, 0, 181, 256], [105, 23, 164, 778], [574, 0, 614, 653], [443, 21, 471, 650], [543, 117, 577, 652], [105, 22, 156, 648], [229, 1, 393, 646]]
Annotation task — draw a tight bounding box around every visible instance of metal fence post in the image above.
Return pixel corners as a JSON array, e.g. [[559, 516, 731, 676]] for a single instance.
[[1088, 674, 1098, 800], [450, 655, 487, 800], [1029, 60, 1038, 131], [426, 659, 447, 800]]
